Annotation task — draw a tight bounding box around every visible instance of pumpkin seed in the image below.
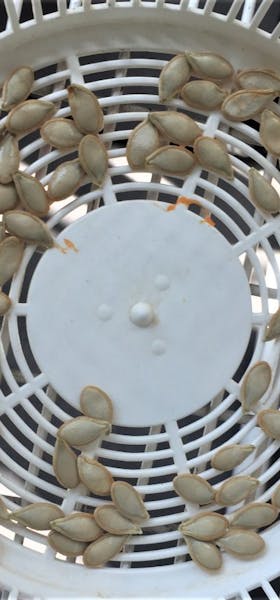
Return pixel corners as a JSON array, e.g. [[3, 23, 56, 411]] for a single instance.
[[260, 109, 280, 156], [58, 416, 111, 448], [0, 133, 20, 184], [248, 168, 280, 214], [53, 438, 80, 489], [51, 512, 102, 542], [185, 52, 234, 81], [194, 136, 233, 180], [111, 481, 149, 523], [68, 84, 104, 135], [216, 528, 265, 557], [0, 223, 5, 242], [11, 502, 64, 530], [0, 236, 24, 286], [184, 536, 222, 571], [215, 476, 259, 506], [0, 497, 10, 520], [4, 210, 54, 248], [126, 118, 161, 170], [148, 111, 201, 146], [83, 534, 129, 568], [257, 409, 280, 440], [265, 307, 280, 341], [181, 80, 227, 111], [13, 171, 49, 216], [221, 89, 275, 122], [240, 361, 272, 413], [230, 502, 278, 529], [236, 68, 280, 92], [211, 444, 255, 471], [0, 182, 19, 212], [78, 134, 108, 187], [48, 531, 88, 557], [173, 474, 215, 505], [1, 66, 34, 112], [6, 100, 55, 136], [271, 483, 280, 508], [179, 512, 228, 541], [159, 54, 191, 103], [0, 291, 11, 315], [40, 118, 83, 150], [146, 145, 196, 177], [94, 504, 142, 535], [47, 159, 85, 201], [77, 455, 113, 496], [80, 385, 113, 422]]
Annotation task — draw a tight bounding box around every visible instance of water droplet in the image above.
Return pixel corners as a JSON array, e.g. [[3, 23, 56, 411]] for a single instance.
[[97, 304, 113, 321], [152, 339, 166, 355], [155, 274, 170, 291]]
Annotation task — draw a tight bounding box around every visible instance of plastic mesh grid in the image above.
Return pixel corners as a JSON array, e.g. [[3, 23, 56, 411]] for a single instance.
[[0, 0, 280, 597]]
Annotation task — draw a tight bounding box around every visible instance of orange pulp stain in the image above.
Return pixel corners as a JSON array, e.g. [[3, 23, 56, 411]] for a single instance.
[[166, 196, 202, 211], [64, 238, 79, 252], [200, 214, 216, 227]]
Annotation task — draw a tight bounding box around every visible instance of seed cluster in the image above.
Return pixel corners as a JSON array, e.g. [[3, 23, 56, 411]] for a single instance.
[[1, 385, 149, 567], [0, 67, 108, 315]]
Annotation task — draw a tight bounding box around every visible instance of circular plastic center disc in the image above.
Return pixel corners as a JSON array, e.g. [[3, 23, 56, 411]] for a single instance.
[[27, 201, 252, 426]]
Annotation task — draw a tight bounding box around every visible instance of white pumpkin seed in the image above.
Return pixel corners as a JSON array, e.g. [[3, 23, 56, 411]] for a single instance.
[[77, 455, 113, 496], [240, 361, 272, 413], [94, 504, 142, 535], [4, 210, 54, 248], [111, 481, 149, 523], [184, 536, 222, 571], [221, 89, 275, 122], [271, 483, 280, 508], [211, 444, 255, 471], [0, 182, 19, 212], [6, 100, 55, 136], [1, 66, 34, 111], [236, 68, 280, 92], [0, 291, 11, 315], [265, 307, 280, 341], [11, 502, 64, 530], [148, 111, 201, 146], [173, 474, 215, 505], [68, 84, 104, 135], [159, 54, 191, 103], [126, 118, 161, 170], [179, 512, 228, 541], [181, 80, 227, 111], [13, 171, 49, 216], [58, 416, 110, 448], [260, 109, 280, 156], [217, 528, 265, 557], [248, 168, 280, 214], [230, 502, 278, 529], [194, 136, 233, 180], [0, 133, 20, 184], [257, 409, 280, 440], [0, 497, 10, 520], [185, 52, 234, 81], [0, 236, 24, 286], [47, 159, 85, 201], [215, 476, 259, 506], [48, 530, 87, 557], [146, 145, 196, 177], [78, 134, 108, 187], [40, 118, 83, 150], [83, 534, 129, 567], [80, 385, 113, 422], [51, 512, 102, 542], [53, 438, 80, 489]]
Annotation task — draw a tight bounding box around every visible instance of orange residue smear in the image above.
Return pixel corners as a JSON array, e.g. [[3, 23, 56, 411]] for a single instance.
[[64, 238, 79, 252], [201, 214, 216, 227], [54, 242, 67, 254], [166, 196, 202, 211]]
